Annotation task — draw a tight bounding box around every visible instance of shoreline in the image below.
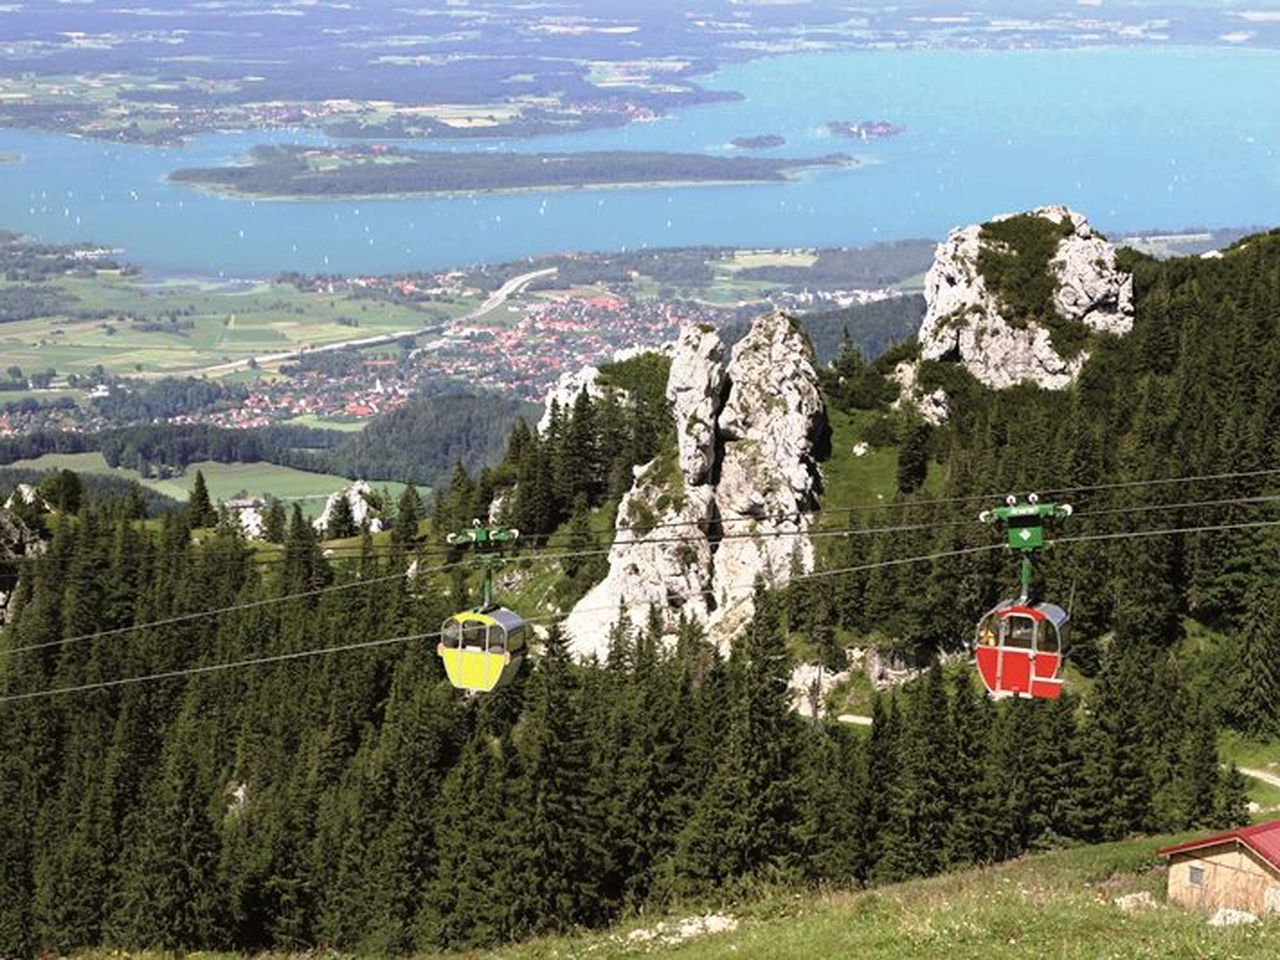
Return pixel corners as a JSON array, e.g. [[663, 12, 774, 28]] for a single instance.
[[166, 160, 865, 203]]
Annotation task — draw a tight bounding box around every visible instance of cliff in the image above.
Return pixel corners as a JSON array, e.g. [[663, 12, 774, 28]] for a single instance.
[[562, 314, 826, 656]]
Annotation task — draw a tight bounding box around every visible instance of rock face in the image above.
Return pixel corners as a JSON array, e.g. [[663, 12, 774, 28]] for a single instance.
[[911, 205, 1134, 401], [0, 510, 45, 626], [710, 311, 825, 641], [538, 366, 604, 434], [313, 481, 383, 535], [562, 312, 826, 657], [667, 325, 726, 485]]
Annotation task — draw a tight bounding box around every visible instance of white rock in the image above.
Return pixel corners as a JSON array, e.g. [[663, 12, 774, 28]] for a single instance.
[[313, 480, 383, 535], [538, 365, 603, 434], [563, 314, 827, 656], [626, 914, 737, 946], [2, 483, 49, 513], [563, 473, 715, 659], [711, 311, 825, 645], [237, 507, 265, 540], [790, 662, 850, 719], [915, 205, 1134, 397], [1114, 891, 1157, 913], [666, 324, 726, 485], [891, 360, 950, 426], [1209, 908, 1258, 927], [852, 442, 869, 457]]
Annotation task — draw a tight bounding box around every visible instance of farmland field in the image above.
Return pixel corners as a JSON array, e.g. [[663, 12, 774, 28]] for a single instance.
[[5, 451, 426, 512], [0, 271, 482, 378]]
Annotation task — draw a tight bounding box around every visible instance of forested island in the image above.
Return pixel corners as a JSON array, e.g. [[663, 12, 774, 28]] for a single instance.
[[168, 144, 857, 199], [730, 134, 786, 149]]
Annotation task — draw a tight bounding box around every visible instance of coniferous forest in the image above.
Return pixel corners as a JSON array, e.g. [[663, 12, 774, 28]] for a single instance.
[[3, 235, 1280, 955]]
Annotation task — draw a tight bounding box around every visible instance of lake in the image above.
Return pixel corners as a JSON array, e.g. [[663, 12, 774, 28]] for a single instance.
[[1, 45, 1278, 278]]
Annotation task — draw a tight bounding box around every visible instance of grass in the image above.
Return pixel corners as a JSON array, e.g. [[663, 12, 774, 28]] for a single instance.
[[67, 833, 1280, 959], [0, 273, 479, 378], [2, 451, 425, 515], [816, 405, 945, 529]]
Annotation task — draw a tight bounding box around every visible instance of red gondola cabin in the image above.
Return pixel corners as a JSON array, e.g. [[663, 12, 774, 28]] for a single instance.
[[974, 601, 1067, 700]]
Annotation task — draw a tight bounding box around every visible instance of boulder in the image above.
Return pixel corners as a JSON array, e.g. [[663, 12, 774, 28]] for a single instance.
[[1209, 908, 1258, 927], [1114, 891, 1158, 913]]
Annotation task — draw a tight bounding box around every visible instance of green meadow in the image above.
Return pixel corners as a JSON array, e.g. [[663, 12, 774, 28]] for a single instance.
[[0, 272, 481, 378]]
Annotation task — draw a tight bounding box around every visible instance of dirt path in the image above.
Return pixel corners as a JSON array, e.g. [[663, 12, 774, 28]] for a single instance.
[[1240, 766, 1280, 790]]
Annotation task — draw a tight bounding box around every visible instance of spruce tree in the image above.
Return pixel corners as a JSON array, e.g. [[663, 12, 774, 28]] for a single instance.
[[188, 469, 216, 528]]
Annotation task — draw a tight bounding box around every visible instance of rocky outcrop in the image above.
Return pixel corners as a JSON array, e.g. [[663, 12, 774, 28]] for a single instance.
[[313, 480, 383, 535], [538, 366, 605, 434], [564, 472, 717, 649], [910, 205, 1134, 406], [710, 311, 825, 642], [0, 510, 45, 626], [667, 325, 726, 485], [2, 483, 49, 513], [563, 312, 826, 657]]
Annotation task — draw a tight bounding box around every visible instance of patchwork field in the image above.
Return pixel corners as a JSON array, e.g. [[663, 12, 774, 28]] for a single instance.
[[0, 272, 481, 378]]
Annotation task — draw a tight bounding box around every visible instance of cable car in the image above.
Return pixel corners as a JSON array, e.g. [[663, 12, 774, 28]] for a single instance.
[[975, 601, 1067, 700], [438, 607, 526, 693], [437, 519, 524, 694], [974, 495, 1072, 701]]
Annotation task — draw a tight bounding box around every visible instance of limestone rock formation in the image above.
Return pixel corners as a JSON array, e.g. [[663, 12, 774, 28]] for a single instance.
[[710, 311, 825, 641], [0, 510, 45, 626], [313, 480, 383, 535], [538, 366, 604, 434], [666, 325, 726, 485], [562, 311, 826, 657], [911, 205, 1134, 402]]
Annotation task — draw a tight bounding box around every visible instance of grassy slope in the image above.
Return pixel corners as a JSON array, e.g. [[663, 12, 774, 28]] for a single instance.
[[5, 451, 427, 513], [448, 835, 1279, 959], [69, 834, 1280, 959]]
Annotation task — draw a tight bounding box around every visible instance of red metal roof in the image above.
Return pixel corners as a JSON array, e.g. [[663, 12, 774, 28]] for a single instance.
[[1157, 819, 1280, 871]]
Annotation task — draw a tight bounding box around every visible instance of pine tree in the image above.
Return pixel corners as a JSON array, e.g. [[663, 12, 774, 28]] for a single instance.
[[507, 626, 602, 938], [188, 469, 216, 528], [263, 497, 287, 544], [1235, 531, 1280, 738], [392, 483, 424, 549], [325, 491, 358, 541]]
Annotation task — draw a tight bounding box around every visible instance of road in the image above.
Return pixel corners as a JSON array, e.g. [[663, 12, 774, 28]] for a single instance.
[[196, 266, 558, 377]]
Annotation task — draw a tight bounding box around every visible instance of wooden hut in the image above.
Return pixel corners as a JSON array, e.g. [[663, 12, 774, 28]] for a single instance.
[[1158, 819, 1280, 915]]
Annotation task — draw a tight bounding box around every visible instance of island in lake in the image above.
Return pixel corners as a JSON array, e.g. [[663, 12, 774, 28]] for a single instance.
[[0, 152, 21, 164], [730, 134, 786, 150], [827, 120, 905, 140], [169, 144, 856, 199]]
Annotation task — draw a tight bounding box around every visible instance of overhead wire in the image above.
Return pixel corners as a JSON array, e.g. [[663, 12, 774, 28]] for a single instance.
[[5, 487, 1280, 658], [5, 513, 1280, 705]]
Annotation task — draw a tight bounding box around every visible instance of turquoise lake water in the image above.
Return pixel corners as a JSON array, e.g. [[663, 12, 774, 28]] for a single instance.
[[0, 46, 1278, 277]]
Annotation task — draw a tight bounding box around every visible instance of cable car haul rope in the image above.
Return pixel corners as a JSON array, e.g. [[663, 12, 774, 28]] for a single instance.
[[2, 465, 1280, 703]]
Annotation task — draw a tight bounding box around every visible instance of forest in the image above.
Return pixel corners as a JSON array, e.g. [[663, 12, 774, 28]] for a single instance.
[[1, 231, 1280, 956], [169, 145, 856, 199]]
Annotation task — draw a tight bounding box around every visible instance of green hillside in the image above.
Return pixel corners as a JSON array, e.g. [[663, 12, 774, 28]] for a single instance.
[[67, 834, 1280, 959]]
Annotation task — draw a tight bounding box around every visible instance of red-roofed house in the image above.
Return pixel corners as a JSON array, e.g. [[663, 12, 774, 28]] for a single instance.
[[1158, 819, 1280, 915]]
